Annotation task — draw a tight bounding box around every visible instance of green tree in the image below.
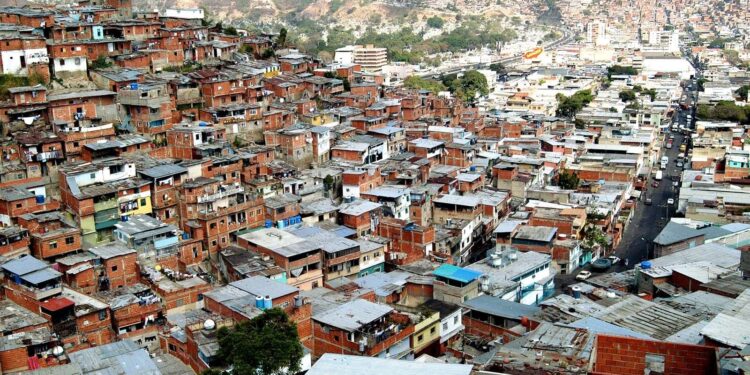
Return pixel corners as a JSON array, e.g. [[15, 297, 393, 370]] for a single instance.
[[261, 48, 275, 59], [737, 85, 749, 101], [489, 62, 506, 74], [426, 16, 444, 29], [403, 75, 447, 94], [619, 90, 637, 102], [697, 78, 706, 91], [223, 26, 238, 36], [606, 65, 638, 79], [558, 169, 580, 190], [277, 28, 288, 48], [323, 174, 334, 190], [90, 55, 112, 69], [216, 308, 303, 375], [451, 70, 489, 102], [555, 89, 594, 117]]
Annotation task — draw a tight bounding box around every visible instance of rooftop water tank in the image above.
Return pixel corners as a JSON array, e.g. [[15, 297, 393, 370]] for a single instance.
[[641, 261, 652, 269], [571, 286, 582, 299]]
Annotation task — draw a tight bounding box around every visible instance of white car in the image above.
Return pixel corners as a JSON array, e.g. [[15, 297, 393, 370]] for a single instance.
[[667, 198, 675, 205], [576, 271, 592, 281], [607, 256, 621, 265]]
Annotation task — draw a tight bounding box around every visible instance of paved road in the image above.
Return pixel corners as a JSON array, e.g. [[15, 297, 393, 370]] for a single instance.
[[416, 29, 575, 78], [612, 102, 694, 271]]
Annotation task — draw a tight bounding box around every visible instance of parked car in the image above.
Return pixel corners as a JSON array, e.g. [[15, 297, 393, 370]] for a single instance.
[[673, 181, 679, 188], [576, 270, 592, 280], [652, 181, 660, 188], [645, 198, 653, 205], [608, 256, 621, 265], [591, 258, 613, 271], [667, 198, 675, 205]]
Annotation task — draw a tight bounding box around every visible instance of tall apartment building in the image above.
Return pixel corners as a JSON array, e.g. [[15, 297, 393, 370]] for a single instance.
[[334, 45, 388, 72]]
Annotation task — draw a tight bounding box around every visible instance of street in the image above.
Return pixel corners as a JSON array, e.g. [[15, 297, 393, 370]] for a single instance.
[[556, 79, 697, 287]]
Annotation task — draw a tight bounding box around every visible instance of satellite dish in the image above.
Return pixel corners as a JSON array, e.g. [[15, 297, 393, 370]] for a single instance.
[[52, 346, 64, 357]]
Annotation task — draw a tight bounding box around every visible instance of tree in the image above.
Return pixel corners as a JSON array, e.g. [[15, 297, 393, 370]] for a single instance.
[[223, 26, 238, 36], [216, 308, 303, 375], [606, 65, 638, 79], [737, 85, 749, 101], [697, 78, 706, 92], [489, 62, 506, 75], [261, 48, 275, 59], [323, 175, 334, 191], [403, 75, 447, 94], [619, 90, 637, 102], [90, 55, 112, 69], [427, 16, 445, 29], [426, 16, 444, 29], [558, 169, 580, 190], [556, 89, 594, 117], [277, 28, 287, 48], [451, 70, 489, 102]]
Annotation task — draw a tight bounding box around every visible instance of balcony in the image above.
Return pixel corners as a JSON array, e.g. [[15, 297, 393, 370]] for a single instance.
[[94, 198, 118, 212], [197, 184, 244, 204], [52, 318, 77, 338], [196, 198, 260, 220]]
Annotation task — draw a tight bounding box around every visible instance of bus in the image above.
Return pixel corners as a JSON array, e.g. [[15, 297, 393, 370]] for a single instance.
[[655, 171, 663, 180]]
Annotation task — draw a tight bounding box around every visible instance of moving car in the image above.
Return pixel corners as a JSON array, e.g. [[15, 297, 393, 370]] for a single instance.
[[667, 198, 675, 205], [576, 270, 592, 281], [645, 197, 653, 205]]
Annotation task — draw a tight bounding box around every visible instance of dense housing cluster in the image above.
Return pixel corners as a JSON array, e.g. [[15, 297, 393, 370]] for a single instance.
[[0, 0, 748, 374]]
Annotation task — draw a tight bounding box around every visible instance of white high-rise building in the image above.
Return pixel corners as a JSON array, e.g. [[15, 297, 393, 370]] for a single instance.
[[334, 45, 388, 72]]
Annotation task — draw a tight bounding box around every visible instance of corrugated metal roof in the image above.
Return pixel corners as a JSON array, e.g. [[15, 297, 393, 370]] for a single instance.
[[229, 275, 298, 300], [308, 354, 473, 375], [2, 255, 48, 276], [313, 299, 393, 331], [433, 264, 482, 284], [463, 295, 540, 320]]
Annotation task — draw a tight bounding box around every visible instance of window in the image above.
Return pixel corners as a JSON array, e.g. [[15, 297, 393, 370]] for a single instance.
[[111, 265, 118, 271], [98, 310, 106, 321], [15, 203, 22, 208], [168, 344, 177, 352], [49, 241, 57, 249], [443, 322, 448, 331], [645, 354, 665, 373], [417, 334, 423, 342], [65, 237, 75, 245], [430, 327, 436, 334], [140, 198, 147, 206], [453, 316, 459, 324], [59, 59, 65, 66], [74, 58, 81, 65]]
